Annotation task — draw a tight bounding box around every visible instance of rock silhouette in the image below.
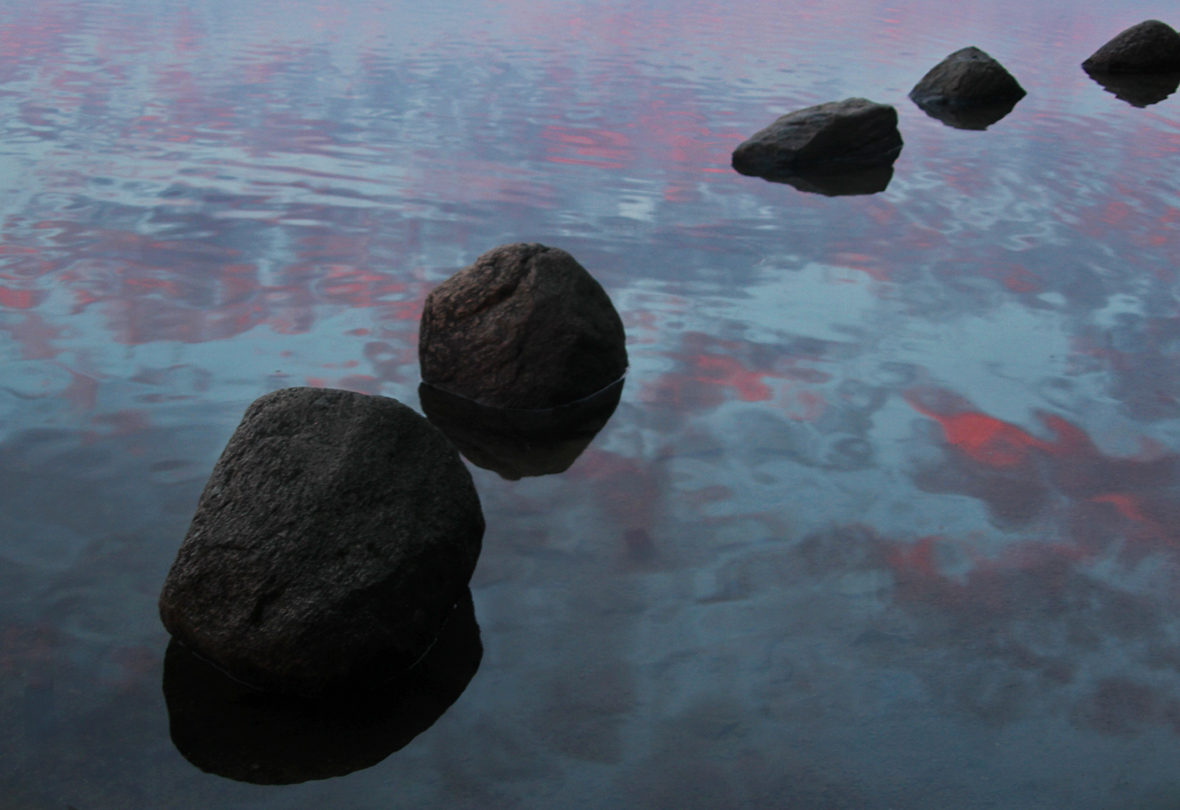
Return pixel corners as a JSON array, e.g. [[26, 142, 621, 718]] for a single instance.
[[419, 377, 624, 480], [158, 387, 484, 697], [1086, 69, 1180, 107], [909, 47, 1025, 107], [164, 587, 483, 785], [1083, 20, 1180, 74], [731, 98, 903, 185], [419, 243, 628, 409], [909, 47, 1025, 129]]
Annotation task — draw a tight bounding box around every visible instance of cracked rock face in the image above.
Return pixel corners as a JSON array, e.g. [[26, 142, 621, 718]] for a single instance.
[[1083, 20, 1180, 74], [418, 242, 628, 409], [158, 387, 484, 697], [731, 98, 903, 182], [909, 47, 1026, 108]]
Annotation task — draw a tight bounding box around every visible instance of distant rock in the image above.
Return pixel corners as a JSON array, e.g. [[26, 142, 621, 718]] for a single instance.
[[419, 243, 628, 409], [731, 98, 903, 183], [419, 377, 624, 480], [1083, 20, 1180, 74], [158, 387, 484, 697], [1086, 69, 1180, 107], [164, 587, 483, 785], [909, 47, 1026, 114]]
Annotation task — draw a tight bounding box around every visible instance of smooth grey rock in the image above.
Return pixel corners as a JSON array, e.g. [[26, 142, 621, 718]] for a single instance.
[[909, 47, 1026, 110], [164, 587, 482, 785], [419, 377, 623, 480], [419, 243, 627, 409], [1083, 20, 1180, 73], [731, 98, 903, 181], [158, 387, 484, 697]]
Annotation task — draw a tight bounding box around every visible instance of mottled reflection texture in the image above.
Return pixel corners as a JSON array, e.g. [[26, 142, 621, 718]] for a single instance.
[[3, 0, 1180, 809]]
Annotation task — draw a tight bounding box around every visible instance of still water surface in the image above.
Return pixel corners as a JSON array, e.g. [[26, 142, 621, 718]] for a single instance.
[[3, 0, 1180, 807]]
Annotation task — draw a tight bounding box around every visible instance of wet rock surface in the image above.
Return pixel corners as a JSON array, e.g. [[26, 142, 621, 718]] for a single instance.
[[731, 98, 903, 182], [909, 47, 1026, 111], [419, 377, 624, 480], [418, 243, 628, 409], [158, 387, 484, 696], [164, 587, 483, 785], [1083, 20, 1180, 74]]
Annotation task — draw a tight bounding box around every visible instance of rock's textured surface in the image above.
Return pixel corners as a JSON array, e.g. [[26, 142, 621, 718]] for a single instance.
[[731, 98, 903, 181], [164, 587, 483, 785], [1083, 20, 1180, 73], [419, 377, 624, 480], [158, 387, 484, 696], [419, 243, 628, 409], [909, 47, 1026, 109]]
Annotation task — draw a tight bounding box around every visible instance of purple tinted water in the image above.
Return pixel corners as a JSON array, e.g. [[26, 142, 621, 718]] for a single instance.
[[3, 0, 1180, 806]]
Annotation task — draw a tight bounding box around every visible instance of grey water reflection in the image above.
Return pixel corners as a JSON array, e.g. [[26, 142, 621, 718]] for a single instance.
[[3, 0, 1180, 808]]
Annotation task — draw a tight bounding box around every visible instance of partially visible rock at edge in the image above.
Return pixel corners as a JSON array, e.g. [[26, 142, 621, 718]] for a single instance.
[[1083, 20, 1180, 74], [419, 243, 628, 410], [158, 387, 485, 697], [731, 98, 903, 183], [909, 47, 1026, 110]]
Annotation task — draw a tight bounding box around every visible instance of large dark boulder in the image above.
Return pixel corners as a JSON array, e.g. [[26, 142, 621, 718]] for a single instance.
[[419, 377, 624, 480], [164, 587, 483, 785], [731, 98, 903, 182], [418, 243, 628, 410], [909, 47, 1026, 111], [1083, 20, 1180, 74], [158, 387, 484, 697]]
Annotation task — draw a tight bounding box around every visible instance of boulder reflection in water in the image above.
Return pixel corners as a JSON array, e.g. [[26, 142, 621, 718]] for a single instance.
[[162, 588, 482, 785], [773, 165, 894, 196], [911, 96, 1022, 130], [1084, 69, 1180, 107], [419, 377, 624, 480]]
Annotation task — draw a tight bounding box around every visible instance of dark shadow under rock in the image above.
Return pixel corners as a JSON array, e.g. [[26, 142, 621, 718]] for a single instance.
[[1083, 20, 1180, 74], [419, 377, 624, 480], [732, 98, 903, 181], [1085, 68, 1180, 106], [419, 243, 628, 409], [913, 96, 1022, 130], [164, 588, 482, 785], [158, 387, 484, 697], [771, 165, 894, 196]]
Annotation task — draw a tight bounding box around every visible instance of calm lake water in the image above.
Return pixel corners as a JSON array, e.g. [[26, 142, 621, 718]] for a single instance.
[[4, 0, 1180, 807]]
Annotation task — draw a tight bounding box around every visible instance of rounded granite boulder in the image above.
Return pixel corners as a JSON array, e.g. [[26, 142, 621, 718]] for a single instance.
[[909, 47, 1026, 108], [1083, 20, 1180, 74], [418, 243, 628, 409], [158, 387, 485, 697]]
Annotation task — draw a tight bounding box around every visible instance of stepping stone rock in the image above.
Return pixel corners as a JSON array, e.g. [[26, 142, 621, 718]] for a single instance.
[[1083, 20, 1180, 73], [419, 377, 623, 480], [419, 243, 628, 409], [731, 98, 903, 182], [909, 47, 1026, 110], [164, 587, 483, 785], [158, 387, 484, 697]]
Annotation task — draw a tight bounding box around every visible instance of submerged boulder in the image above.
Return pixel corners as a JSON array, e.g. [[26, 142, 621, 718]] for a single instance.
[[418, 243, 628, 410], [164, 587, 483, 785], [1083, 20, 1180, 74], [158, 387, 484, 697], [909, 47, 1026, 110], [419, 377, 624, 480], [731, 98, 903, 182]]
